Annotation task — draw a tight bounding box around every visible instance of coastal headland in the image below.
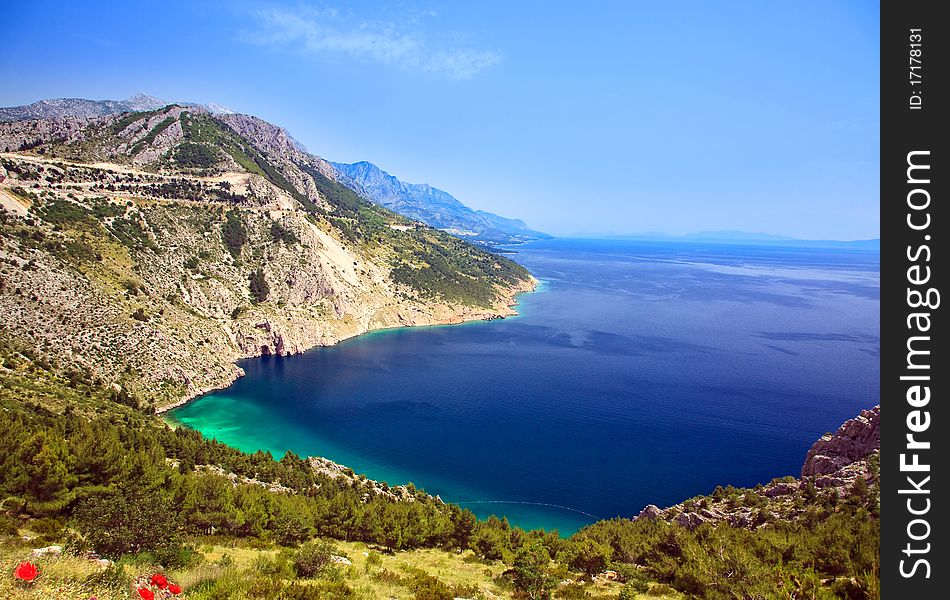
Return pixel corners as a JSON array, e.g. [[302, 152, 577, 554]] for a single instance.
[[0, 105, 536, 414]]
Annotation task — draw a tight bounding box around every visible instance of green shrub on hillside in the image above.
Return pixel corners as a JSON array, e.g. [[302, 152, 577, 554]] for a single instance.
[[512, 542, 557, 600], [249, 269, 269, 303], [174, 142, 218, 168], [293, 539, 336, 578], [221, 209, 246, 258], [131, 116, 176, 154], [270, 221, 299, 245]]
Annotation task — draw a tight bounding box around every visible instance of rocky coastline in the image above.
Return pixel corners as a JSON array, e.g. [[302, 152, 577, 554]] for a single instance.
[[155, 275, 536, 414], [635, 405, 880, 530], [1, 139, 537, 415]]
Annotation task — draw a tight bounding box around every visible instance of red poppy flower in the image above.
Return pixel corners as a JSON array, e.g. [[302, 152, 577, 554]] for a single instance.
[[14, 561, 38, 582], [137, 587, 155, 600], [150, 573, 168, 589], [168, 583, 182, 595]]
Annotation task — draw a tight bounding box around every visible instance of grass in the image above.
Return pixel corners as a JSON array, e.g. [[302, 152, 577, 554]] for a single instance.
[[334, 541, 509, 599], [1, 535, 658, 599], [0, 540, 129, 600]]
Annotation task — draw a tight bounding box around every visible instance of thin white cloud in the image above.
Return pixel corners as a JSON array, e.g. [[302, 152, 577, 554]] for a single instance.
[[242, 6, 501, 81]]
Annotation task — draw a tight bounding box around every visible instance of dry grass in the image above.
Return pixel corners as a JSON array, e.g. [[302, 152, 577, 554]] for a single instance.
[[0, 544, 120, 599], [0, 537, 686, 599]]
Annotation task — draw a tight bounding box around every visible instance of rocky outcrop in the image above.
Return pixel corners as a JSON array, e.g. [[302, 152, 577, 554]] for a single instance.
[[802, 405, 879, 477], [0, 115, 96, 152], [633, 406, 880, 530], [308, 457, 430, 503], [218, 114, 319, 168]]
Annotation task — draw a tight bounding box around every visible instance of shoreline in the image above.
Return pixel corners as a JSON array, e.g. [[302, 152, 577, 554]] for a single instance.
[[155, 275, 538, 415]]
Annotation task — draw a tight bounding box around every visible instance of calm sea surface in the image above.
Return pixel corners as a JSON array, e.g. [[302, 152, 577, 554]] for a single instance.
[[169, 238, 880, 534]]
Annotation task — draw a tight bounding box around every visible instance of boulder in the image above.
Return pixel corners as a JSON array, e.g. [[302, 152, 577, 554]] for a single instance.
[[31, 545, 62, 557], [763, 482, 798, 497], [675, 511, 708, 530]]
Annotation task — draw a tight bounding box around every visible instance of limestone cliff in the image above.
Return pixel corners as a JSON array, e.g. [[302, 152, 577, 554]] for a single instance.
[[0, 106, 535, 412], [801, 405, 880, 477]]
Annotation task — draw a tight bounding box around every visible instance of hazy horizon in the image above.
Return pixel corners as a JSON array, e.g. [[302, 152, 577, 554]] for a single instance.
[[2, 0, 879, 240], [550, 231, 881, 243]]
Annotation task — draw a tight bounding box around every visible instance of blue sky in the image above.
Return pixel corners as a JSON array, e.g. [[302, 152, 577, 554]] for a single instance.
[[2, 1, 879, 239]]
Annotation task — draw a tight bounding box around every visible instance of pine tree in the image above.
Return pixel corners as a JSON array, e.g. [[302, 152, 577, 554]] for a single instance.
[[20, 430, 76, 503], [512, 542, 556, 600], [249, 269, 269, 303]]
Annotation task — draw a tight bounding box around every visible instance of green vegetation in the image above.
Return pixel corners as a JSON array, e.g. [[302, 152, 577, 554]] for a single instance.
[[389, 232, 529, 306], [512, 542, 557, 599], [0, 113, 877, 597], [110, 215, 159, 253], [0, 338, 145, 419], [0, 395, 471, 553], [110, 108, 165, 135], [297, 162, 531, 306], [249, 269, 269, 303], [178, 113, 303, 200], [122, 179, 245, 203], [573, 501, 880, 599], [270, 221, 299, 245], [36, 198, 93, 226], [292, 539, 335, 577], [221, 209, 247, 258], [174, 142, 219, 168], [0, 351, 879, 599], [131, 116, 176, 155], [28, 195, 158, 255]]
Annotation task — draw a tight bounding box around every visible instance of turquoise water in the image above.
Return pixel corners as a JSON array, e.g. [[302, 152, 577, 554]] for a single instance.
[[169, 238, 880, 534]]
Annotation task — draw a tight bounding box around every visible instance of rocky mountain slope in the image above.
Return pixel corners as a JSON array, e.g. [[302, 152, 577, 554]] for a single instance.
[[332, 160, 550, 244], [636, 405, 880, 530], [0, 105, 534, 411], [3, 97, 546, 245], [0, 93, 235, 122], [0, 94, 168, 122]]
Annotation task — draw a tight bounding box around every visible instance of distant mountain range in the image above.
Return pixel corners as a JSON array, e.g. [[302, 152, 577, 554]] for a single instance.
[[607, 230, 879, 249], [0, 93, 235, 122], [331, 161, 549, 244], [1, 94, 546, 244]]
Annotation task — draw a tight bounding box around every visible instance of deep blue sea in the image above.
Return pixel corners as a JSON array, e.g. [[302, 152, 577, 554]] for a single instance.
[[169, 238, 880, 534]]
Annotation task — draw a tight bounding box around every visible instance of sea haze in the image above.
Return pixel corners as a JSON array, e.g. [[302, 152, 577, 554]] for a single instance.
[[169, 238, 880, 534]]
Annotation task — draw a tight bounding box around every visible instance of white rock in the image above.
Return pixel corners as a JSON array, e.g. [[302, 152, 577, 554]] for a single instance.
[[31, 545, 62, 557]]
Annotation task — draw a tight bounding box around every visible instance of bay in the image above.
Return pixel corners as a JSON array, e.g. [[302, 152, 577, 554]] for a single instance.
[[169, 238, 880, 534]]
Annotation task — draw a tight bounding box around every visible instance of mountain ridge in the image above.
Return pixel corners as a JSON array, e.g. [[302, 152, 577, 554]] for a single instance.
[[0, 93, 239, 122], [1, 95, 545, 245], [331, 160, 550, 244]]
